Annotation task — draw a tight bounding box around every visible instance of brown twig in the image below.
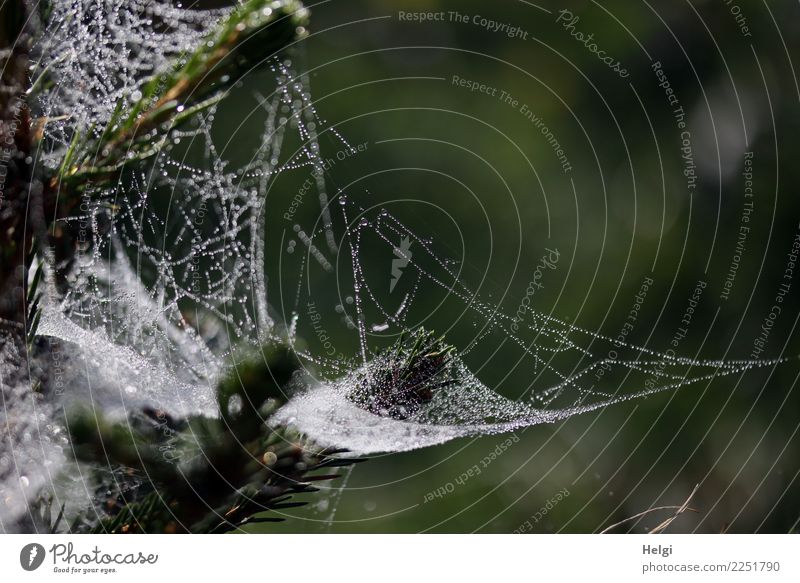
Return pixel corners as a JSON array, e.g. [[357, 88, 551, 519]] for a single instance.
[[599, 484, 700, 534], [649, 484, 700, 534]]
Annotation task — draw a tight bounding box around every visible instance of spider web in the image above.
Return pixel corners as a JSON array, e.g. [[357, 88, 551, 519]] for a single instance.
[[33, 0, 783, 456], [2, 0, 347, 528], [271, 202, 786, 455]]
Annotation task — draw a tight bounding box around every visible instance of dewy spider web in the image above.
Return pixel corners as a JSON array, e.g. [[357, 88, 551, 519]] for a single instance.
[[2, 0, 235, 530], [272, 201, 791, 455], [39, 61, 342, 414], [1, 0, 347, 527], [39, 0, 772, 459]]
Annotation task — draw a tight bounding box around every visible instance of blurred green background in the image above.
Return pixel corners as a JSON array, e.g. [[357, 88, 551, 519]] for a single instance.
[[208, 0, 800, 532]]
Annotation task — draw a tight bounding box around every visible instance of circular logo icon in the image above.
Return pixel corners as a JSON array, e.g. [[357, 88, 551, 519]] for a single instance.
[[19, 543, 46, 571]]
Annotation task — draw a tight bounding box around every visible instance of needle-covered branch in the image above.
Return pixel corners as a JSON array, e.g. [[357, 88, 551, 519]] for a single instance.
[[55, 0, 309, 190], [66, 345, 357, 534]]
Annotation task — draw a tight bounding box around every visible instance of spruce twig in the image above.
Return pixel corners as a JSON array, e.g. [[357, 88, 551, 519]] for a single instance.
[[67, 345, 357, 534], [57, 0, 309, 190]]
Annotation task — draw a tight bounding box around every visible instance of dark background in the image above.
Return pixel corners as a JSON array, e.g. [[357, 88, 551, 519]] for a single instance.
[[209, 0, 800, 533]]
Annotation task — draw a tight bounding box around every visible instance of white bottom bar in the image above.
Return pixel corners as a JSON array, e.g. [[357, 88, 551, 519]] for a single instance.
[[1, 534, 797, 582]]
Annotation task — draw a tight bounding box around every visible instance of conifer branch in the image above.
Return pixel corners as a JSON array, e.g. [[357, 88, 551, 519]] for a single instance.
[[57, 0, 309, 191], [66, 345, 357, 534]]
